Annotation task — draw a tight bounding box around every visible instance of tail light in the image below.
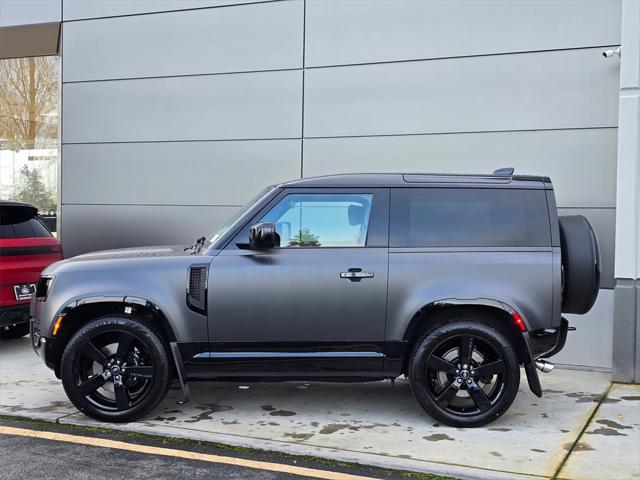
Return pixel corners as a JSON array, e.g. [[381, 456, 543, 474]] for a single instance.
[[512, 311, 526, 331]]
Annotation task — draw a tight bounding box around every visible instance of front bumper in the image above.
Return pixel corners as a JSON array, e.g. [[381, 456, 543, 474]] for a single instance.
[[30, 310, 60, 376], [0, 304, 30, 328]]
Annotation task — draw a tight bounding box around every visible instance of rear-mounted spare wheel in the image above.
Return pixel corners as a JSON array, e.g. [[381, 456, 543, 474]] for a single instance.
[[559, 215, 600, 314]]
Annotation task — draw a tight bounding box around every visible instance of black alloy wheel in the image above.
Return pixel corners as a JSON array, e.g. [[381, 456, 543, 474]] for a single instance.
[[61, 316, 170, 422], [409, 314, 520, 427]]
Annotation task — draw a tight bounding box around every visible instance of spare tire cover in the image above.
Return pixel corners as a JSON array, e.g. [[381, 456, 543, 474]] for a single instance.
[[559, 216, 600, 314]]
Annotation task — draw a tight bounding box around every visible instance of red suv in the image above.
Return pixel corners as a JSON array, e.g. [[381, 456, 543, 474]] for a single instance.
[[1, 201, 63, 339]]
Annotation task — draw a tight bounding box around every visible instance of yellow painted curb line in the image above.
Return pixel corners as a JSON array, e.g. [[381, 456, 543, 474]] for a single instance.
[[0, 425, 381, 480]]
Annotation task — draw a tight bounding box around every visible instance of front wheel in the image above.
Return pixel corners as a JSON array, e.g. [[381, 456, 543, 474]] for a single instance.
[[61, 315, 170, 422], [408, 316, 520, 427]]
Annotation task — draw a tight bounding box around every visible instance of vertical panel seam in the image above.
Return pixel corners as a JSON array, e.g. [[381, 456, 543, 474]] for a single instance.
[[300, 0, 306, 178]]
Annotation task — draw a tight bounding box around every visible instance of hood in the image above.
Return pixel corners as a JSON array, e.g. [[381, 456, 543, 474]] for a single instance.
[[67, 244, 196, 262]]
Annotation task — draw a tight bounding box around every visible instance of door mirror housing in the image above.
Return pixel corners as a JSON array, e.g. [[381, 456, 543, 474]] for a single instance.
[[248, 222, 279, 249]]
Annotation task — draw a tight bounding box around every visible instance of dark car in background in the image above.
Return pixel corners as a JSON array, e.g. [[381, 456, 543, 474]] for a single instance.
[[1, 201, 63, 339]]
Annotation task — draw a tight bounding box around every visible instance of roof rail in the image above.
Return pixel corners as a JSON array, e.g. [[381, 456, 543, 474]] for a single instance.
[[492, 167, 514, 176]]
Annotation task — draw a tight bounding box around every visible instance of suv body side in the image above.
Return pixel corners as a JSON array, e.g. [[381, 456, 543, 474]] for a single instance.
[[33, 174, 561, 382], [199, 179, 559, 378]]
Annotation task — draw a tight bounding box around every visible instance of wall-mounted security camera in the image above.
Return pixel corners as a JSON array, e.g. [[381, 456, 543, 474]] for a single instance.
[[602, 47, 621, 58]]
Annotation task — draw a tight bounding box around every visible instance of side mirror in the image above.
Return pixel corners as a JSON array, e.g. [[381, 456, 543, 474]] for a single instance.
[[248, 222, 280, 249]]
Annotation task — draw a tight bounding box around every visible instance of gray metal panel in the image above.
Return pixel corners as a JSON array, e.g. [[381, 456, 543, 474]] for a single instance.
[[0, 0, 60, 27], [553, 288, 614, 369], [37, 251, 213, 342], [210, 248, 388, 342], [60, 204, 238, 256], [387, 250, 554, 339], [62, 1, 303, 81], [62, 70, 302, 143], [62, 0, 267, 20], [557, 208, 616, 289], [304, 48, 620, 137], [305, 0, 621, 67], [612, 280, 638, 381], [62, 140, 301, 205], [303, 128, 618, 208]]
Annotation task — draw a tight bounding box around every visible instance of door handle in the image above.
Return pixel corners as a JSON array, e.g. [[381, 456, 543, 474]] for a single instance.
[[340, 268, 374, 280]]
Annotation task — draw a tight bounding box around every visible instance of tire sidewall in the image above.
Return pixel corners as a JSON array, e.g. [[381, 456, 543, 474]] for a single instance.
[[409, 318, 520, 428], [61, 315, 170, 423]]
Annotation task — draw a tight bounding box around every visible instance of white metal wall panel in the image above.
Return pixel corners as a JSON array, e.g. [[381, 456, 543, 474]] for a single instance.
[[304, 48, 619, 137], [63, 1, 303, 81], [305, 0, 621, 67], [53, 0, 622, 370], [60, 204, 238, 256], [62, 70, 303, 143], [62, 140, 301, 205], [0, 0, 61, 27], [303, 128, 617, 208], [62, 0, 267, 20], [554, 289, 614, 369]]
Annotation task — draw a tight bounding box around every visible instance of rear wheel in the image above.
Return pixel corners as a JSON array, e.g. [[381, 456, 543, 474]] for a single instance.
[[0, 322, 30, 339], [408, 315, 520, 427], [60, 315, 170, 422]]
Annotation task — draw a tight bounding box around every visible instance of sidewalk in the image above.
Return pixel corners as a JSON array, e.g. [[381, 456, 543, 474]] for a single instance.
[[1, 337, 638, 480]]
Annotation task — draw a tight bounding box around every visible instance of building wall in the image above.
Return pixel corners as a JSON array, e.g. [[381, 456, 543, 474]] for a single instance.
[[57, 0, 622, 368], [612, 0, 640, 382], [0, 0, 60, 27]]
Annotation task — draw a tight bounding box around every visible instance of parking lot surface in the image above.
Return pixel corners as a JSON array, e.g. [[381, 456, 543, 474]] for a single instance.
[[1, 337, 637, 480]]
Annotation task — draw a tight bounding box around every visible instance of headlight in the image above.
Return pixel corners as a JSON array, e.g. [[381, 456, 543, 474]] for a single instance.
[[35, 275, 54, 301]]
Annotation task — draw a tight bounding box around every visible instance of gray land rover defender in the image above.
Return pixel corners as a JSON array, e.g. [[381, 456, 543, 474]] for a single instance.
[[30, 170, 600, 427]]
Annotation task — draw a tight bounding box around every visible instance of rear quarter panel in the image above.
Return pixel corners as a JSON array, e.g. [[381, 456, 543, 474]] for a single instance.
[[386, 247, 554, 340]]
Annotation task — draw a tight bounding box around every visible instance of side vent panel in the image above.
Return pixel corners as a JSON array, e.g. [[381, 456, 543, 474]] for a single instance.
[[187, 265, 208, 314]]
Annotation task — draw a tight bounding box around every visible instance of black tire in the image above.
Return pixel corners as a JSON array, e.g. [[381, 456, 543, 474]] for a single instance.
[[408, 314, 520, 428], [60, 315, 170, 423], [0, 322, 30, 340], [559, 215, 600, 314]]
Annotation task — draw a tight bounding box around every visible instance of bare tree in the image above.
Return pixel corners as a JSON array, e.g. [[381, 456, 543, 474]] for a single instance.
[[0, 56, 58, 150]]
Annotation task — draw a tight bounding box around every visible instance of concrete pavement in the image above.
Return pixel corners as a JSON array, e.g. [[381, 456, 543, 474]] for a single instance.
[[1, 336, 638, 480], [557, 383, 640, 480]]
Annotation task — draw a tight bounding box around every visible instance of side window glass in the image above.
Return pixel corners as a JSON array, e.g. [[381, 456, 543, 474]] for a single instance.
[[260, 194, 373, 248], [390, 188, 550, 247]]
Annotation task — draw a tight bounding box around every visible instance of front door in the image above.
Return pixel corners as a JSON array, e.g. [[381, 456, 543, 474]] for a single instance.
[[205, 188, 389, 376]]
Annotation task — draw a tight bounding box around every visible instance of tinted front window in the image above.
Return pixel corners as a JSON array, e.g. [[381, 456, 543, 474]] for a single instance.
[[390, 188, 550, 247], [260, 193, 373, 247]]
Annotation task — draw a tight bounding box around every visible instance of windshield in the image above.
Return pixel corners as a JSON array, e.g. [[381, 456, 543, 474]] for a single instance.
[[209, 187, 274, 244]]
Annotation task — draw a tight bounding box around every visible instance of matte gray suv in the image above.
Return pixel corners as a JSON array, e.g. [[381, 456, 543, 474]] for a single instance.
[[30, 171, 600, 427]]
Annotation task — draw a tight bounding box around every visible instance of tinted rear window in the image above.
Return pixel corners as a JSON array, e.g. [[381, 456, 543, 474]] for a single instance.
[[390, 188, 550, 247], [0, 217, 53, 239]]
